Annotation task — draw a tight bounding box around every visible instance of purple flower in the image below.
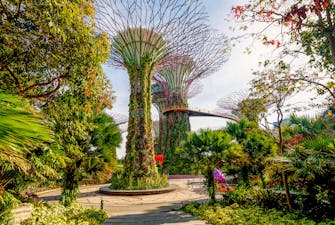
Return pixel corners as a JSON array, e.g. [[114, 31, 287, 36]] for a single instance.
[[213, 168, 227, 184]]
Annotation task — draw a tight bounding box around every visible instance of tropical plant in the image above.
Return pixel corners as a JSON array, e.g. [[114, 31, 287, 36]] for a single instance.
[[285, 115, 330, 139], [81, 113, 122, 184], [265, 117, 335, 219], [0, 92, 57, 223], [43, 83, 112, 206], [176, 129, 246, 202], [226, 119, 277, 187], [289, 136, 335, 219]]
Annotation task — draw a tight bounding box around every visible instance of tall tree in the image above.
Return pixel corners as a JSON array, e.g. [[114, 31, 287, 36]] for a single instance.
[[1, 0, 113, 207], [251, 61, 295, 210], [0, 0, 108, 98], [43, 78, 112, 206]]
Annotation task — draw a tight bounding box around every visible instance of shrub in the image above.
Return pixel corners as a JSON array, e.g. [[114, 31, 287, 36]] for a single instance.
[[182, 202, 335, 225], [0, 191, 20, 225], [21, 203, 107, 225], [219, 185, 285, 210], [110, 170, 168, 190]]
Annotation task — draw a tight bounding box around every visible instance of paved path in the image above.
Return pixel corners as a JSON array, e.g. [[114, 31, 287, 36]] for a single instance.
[[38, 178, 209, 225]]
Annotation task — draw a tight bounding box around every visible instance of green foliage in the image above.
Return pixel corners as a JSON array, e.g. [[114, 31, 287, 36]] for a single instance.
[[22, 203, 107, 225], [300, 23, 335, 72], [0, 191, 20, 225], [81, 113, 122, 184], [226, 119, 277, 186], [164, 111, 190, 174], [238, 98, 268, 122], [0, 93, 62, 220], [61, 183, 78, 207], [285, 115, 330, 138], [110, 169, 168, 190], [182, 202, 334, 225], [176, 129, 246, 172], [1, 0, 110, 98], [175, 129, 246, 201], [219, 185, 285, 210], [1, 0, 113, 211], [26, 0, 112, 205], [266, 115, 335, 219], [123, 62, 159, 188], [287, 136, 335, 219], [0, 92, 52, 173]]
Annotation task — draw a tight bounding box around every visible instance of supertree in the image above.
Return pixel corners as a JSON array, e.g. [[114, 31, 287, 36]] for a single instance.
[[153, 32, 230, 172], [216, 90, 268, 122], [95, 0, 208, 187], [216, 90, 249, 116]]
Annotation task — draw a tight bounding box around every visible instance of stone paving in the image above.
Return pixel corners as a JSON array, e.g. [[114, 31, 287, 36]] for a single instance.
[[38, 178, 209, 225]]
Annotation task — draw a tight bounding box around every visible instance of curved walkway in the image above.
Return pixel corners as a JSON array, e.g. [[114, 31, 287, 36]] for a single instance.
[[38, 178, 209, 225]]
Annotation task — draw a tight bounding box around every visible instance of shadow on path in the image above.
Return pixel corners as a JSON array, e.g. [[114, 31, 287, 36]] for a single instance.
[[39, 189, 103, 202], [102, 203, 207, 225]]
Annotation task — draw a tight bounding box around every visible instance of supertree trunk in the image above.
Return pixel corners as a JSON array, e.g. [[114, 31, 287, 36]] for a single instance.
[[164, 110, 190, 173], [124, 63, 158, 183], [163, 94, 190, 173]]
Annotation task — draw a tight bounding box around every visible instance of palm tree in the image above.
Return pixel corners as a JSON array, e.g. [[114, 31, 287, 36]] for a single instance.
[[0, 92, 52, 194], [81, 113, 122, 183], [177, 129, 246, 202], [0, 92, 53, 222]]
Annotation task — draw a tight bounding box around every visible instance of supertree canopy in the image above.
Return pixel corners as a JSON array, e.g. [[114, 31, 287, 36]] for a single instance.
[[153, 32, 230, 172], [95, 0, 209, 187], [216, 90, 267, 123], [216, 90, 249, 117]]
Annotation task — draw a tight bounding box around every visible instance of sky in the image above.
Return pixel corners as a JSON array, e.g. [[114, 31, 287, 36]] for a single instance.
[[102, 0, 321, 158]]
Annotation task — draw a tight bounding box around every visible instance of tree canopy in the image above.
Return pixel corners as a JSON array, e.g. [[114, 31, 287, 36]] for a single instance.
[[0, 0, 110, 99]]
